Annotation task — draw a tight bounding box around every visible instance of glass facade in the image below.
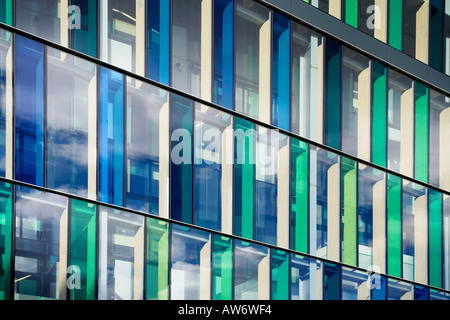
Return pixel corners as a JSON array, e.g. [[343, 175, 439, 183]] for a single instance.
[[0, 0, 448, 301]]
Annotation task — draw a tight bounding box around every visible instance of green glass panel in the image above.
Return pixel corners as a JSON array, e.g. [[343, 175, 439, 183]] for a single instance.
[[342, 157, 357, 266], [146, 218, 169, 300], [271, 250, 289, 300], [414, 82, 429, 184], [344, 0, 359, 28], [387, 174, 402, 278], [212, 234, 233, 300], [291, 139, 308, 253], [429, 189, 442, 288], [234, 117, 254, 240], [389, 0, 403, 51], [372, 61, 387, 167], [0, 182, 12, 300], [69, 199, 97, 300], [0, 0, 12, 26]]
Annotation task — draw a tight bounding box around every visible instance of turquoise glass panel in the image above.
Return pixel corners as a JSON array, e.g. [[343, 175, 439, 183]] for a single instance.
[[0, 182, 12, 300], [271, 250, 289, 300], [389, 0, 403, 51], [0, 0, 12, 26], [71, 0, 98, 57], [213, 235, 233, 300], [342, 157, 357, 266], [371, 61, 387, 167], [99, 67, 124, 206], [429, 189, 442, 288], [324, 262, 341, 300], [414, 82, 429, 184], [387, 173, 402, 278]]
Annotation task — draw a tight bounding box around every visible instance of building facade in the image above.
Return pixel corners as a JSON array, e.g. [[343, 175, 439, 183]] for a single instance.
[[0, 0, 449, 300]]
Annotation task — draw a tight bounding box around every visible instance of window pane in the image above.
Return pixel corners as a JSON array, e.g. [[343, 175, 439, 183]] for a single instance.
[[341, 157, 357, 266], [126, 81, 168, 215], [235, 0, 270, 120], [371, 61, 387, 167], [194, 105, 232, 231], [98, 207, 145, 300], [430, 289, 450, 300], [170, 224, 211, 300], [234, 117, 254, 240], [71, 0, 98, 58], [0, 182, 12, 300], [213, 0, 234, 109], [371, 274, 387, 300], [46, 48, 97, 198], [14, 187, 68, 300], [212, 234, 233, 300], [341, 47, 370, 159], [271, 250, 289, 300], [389, 0, 403, 51], [414, 81, 429, 183], [414, 284, 429, 300], [15, 35, 45, 187], [99, 67, 124, 206], [0, 0, 12, 26], [429, 189, 442, 288], [272, 12, 290, 131], [234, 240, 269, 300], [291, 22, 322, 140], [323, 262, 341, 300], [171, 0, 202, 97], [344, 0, 358, 28], [171, 95, 193, 224], [342, 267, 369, 300], [147, 0, 170, 85], [291, 138, 308, 253], [16, 0, 61, 44], [146, 218, 169, 300], [430, 0, 444, 71], [445, 195, 450, 290], [445, 0, 450, 76], [0, 28, 11, 178], [387, 278, 413, 300], [310, 147, 340, 259], [69, 199, 96, 300], [387, 173, 402, 278], [291, 254, 322, 300]]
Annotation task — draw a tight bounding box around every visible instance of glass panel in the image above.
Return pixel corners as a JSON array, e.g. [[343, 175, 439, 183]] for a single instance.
[[46, 47, 97, 198], [324, 38, 341, 150], [429, 0, 444, 71], [0, 182, 12, 300], [389, 0, 403, 51], [14, 187, 68, 300], [171, 95, 193, 224], [323, 262, 341, 300], [104, 0, 139, 73], [291, 138, 309, 253], [387, 173, 402, 278], [371, 61, 387, 167], [255, 128, 284, 246], [235, 0, 270, 120], [387, 278, 413, 300], [430, 289, 450, 300], [212, 234, 233, 300], [358, 165, 385, 269], [341, 47, 370, 158], [99, 67, 124, 206], [414, 284, 429, 300], [310, 147, 340, 259], [170, 224, 211, 300], [69, 199, 96, 300], [15, 35, 45, 187], [402, 181, 427, 282], [291, 254, 322, 300], [272, 12, 290, 131], [342, 267, 369, 300], [98, 207, 145, 300], [445, 195, 450, 290], [271, 250, 289, 300], [0, 27, 11, 178], [16, 0, 61, 44], [291, 22, 322, 140], [213, 0, 234, 110], [147, 0, 170, 85], [146, 218, 169, 300], [429, 90, 450, 189], [126, 80, 167, 215], [414, 81, 429, 184], [0, 0, 13, 26], [429, 189, 442, 288], [370, 274, 387, 300], [71, 0, 98, 57], [344, 0, 358, 28], [171, 0, 202, 97], [234, 117, 254, 240], [341, 157, 357, 266], [445, 0, 450, 76], [387, 69, 414, 175], [234, 240, 269, 300], [358, 0, 375, 36], [194, 105, 232, 231]]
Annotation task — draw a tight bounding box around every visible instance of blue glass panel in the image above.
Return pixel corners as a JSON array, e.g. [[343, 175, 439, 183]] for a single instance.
[[272, 12, 290, 131], [414, 285, 429, 300], [99, 67, 124, 206], [15, 35, 44, 187], [213, 0, 234, 110], [371, 274, 387, 300], [148, 0, 170, 85], [171, 95, 193, 224], [0, 30, 10, 177]]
